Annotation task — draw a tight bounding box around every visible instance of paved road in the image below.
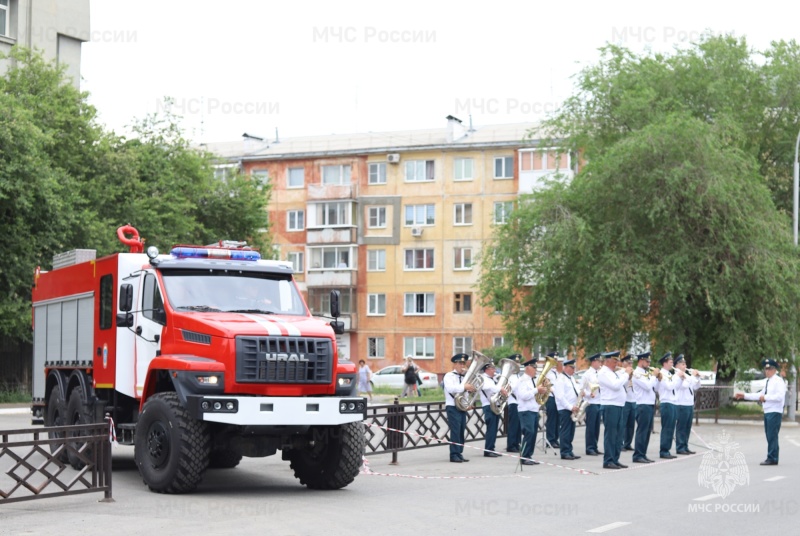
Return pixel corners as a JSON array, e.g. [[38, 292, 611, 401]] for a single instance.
[[1, 409, 797, 535]]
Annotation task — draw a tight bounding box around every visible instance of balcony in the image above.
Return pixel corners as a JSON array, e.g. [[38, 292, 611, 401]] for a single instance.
[[307, 183, 355, 200], [306, 227, 357, 244]]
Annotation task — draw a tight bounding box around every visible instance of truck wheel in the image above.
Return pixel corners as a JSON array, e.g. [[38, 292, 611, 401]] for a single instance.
[[209, 448, 243, 469], [65, 387, 94, 469], [287, 422, 365, 490], [134, 392, 211, 494], [45, 385, 68, 463]]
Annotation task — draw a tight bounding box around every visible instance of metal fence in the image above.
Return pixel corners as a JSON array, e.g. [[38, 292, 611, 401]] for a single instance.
[[0, 421, 113, 504]]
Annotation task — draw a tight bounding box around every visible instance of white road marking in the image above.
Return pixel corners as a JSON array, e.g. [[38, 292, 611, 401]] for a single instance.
[[788, 439, 800, 447], [764, 476, 786, 482], [587, 522, 632, 533], [693, 494, 721, 501], [0, 408, 30, 415]]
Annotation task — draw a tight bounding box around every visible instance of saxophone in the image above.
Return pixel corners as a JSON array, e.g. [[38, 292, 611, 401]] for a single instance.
[[454, 351, 492, 411], [534, 356, 558, 406], [572, 383, 599, 424], [489, 357, 521, 415]]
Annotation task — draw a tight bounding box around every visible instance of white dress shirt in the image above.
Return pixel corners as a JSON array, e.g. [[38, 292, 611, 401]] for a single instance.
[[657, 368, 683, 404], [513, 374, 542, 412], [479, 374, 500, 406], [443, 370, 466, 407], [546, 368, 559, 399], [743, 375, 787, 414], [597, 366, 629, 407], [555, 372, 580, 411], [676, 372, 701, 406], [582, 367, 602, 405], [632, 366, 658, 405], [507, 373, 521, 406]]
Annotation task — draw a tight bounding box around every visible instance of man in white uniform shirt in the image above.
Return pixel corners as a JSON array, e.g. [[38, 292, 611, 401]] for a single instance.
[[619, 354, 637, 452], [554, 358, 581, 461], [505, 354, 523, 453], [735, 358, 787, 465], [674, 354, 701, 455], [597, 350, 631, 469], [443, 353, 476, 463], [544, 352, 562, 449], [632, 352, 659, 463], [582, 353, 604, 456], [657, 352, 683, 459], [513, 357, 548, 465], [478, 362, 503, 457]]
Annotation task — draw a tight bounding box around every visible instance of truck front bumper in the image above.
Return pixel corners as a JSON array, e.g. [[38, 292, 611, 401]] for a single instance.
[[185, 395, 367, 426]]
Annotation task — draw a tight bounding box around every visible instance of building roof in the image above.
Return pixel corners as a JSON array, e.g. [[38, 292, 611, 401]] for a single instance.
[[200, 121, 549, 161]]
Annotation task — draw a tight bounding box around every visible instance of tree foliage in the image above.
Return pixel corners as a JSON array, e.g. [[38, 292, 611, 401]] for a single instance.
[[479, 36, 800, 373], [0, 47, 271, 339]]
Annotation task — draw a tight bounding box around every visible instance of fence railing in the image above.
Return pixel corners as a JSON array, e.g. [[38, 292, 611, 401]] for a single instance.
[[0, 421, 112, 504]]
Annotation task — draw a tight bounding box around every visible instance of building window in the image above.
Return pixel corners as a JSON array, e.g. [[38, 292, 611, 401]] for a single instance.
[[454, 337, 472, 355], [368, 294, 386, 315], [404, 248, 434, 270], [493, 336, 505, 347], [494, 201, 514, 224], [287, 252, 304, 274], [288, 167, 304, 188], [454, 203, 472, 225], [369, 162, 387, 184], [213, 164, 237, 183], [367, 249, 386, 271], [404, 204, 435, 226], [494, 156, 514, 179], [321, 164, 351, 185], [368, 337, 385, 359], [309, 246, 355, 270], [404, 160, 435, 182], [287, 210, 305, 231], [404, 293, 434, 315], [0, 0, 8, 37], [454, 247, 472, 270], [368, 206, 387, 228], [404, 337, 435, 359], [251, 169, 269, 190], [454, 158, 473, 181], [309, 201, 353, 227], [520, 149, 566, 171], [454, 292, 472, 313]]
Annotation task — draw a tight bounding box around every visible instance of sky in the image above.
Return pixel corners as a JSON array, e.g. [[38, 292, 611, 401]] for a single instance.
[[80, 0, 798, 144]]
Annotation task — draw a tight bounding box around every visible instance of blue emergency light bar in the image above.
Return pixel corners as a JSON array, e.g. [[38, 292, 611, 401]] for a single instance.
[[170, 246, 261, 261]]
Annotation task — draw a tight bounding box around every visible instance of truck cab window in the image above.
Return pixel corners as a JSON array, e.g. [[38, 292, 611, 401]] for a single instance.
[[100, 274, 113, 329], [142, 273, 166, 325]]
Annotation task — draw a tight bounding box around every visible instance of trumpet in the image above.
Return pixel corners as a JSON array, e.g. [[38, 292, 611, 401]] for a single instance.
[[453, 351, 492, 411], [634, 366, 661, 380]]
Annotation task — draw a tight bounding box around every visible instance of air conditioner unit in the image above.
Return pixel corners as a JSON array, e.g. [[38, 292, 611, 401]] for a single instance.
[[387, 153, 401, 164], [411, 227, 423, 237]]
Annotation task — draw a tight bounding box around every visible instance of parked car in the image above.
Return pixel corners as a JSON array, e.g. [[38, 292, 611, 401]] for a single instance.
[[370, 365, 440, 390]]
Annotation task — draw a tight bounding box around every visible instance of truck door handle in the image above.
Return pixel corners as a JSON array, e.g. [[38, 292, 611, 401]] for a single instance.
[[136, 326, 142, 335]]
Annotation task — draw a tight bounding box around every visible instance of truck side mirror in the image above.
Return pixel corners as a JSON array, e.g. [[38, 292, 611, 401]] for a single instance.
[[330, 320, 345, 335], [119, 284, 133, 312], [329, 290, 341, 318], [116, 312, 134, 328]]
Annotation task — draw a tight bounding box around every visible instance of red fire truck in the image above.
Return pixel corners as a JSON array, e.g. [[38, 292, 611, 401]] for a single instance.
[[32, 225, 366, 493]]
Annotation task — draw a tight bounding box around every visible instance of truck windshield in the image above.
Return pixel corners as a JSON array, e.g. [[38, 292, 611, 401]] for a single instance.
[[161, 271, 307, 316]]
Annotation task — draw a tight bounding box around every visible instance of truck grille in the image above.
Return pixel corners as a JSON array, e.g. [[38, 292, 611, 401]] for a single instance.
[[235, 336, 333, 384]]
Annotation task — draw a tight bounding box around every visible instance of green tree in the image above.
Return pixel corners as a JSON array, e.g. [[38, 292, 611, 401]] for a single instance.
[[479, 36, 800, 378]]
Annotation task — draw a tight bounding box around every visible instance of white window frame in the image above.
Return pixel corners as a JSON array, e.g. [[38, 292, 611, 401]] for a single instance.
[[308, 201, 353, 228], [0, 0, 9, 38], [287, 251, 304, 274], [404, 160, 435, 182], [321, 164, 351, 185], [213, 164, 237, 183], [494, 156, 514, 179], [453, 337, 473, 355], [308, 245, 356, 270], [368, 293, 386, 315], [251, 169, 269, 190], [454, 247, 472, 270], [404, 293, 435, 315], [404, 204, 435, 226], [368, 337, 385, 359], [369, 162, 387, 184], [404, 248, 435, 271], [287, 210, 305, 231], [368, 206, 387, 229], [454, 292, 472, 313], [493, 336, 505, 347], [454, 203, 473, 226], [367, 249, 386, 271], [454, 158, 474, 181], [494, 201, 514, 224], [403, 337, 435, 360], [287, 167, 305, 188]]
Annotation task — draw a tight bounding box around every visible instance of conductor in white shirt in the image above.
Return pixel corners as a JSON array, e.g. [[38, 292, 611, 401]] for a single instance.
[[735, 358, 787, 466]]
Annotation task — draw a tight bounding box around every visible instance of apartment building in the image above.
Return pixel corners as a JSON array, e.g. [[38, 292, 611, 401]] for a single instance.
[[205, 117, 574, 374]]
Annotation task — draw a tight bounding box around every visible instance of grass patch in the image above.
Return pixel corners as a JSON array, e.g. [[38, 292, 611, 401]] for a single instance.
[[0, 387, 31, 404], [697, 402, 764, 419], [371, 386, 445, 403]]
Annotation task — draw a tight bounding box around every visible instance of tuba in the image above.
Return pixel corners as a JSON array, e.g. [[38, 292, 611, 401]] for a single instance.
[[534, 355, 558, 405], [489, 358, 521, 415], [572, 383, 599, 424], [454, 350, 492, 411]]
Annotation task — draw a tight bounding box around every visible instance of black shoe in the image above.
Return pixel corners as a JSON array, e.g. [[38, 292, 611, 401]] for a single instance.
[[520, 459, 537, 466], [484, 452, 500, 458], [623, 446, 633, 451], [596, 451, 604, 455], [561, 455, 580, 461], [676, 450, 693, 455], [633, 458, 653, 464], [506, 447, 520, 453], [644, 457, 656, 463], [685, 450, 696, 455], [660, 454, 677, 459], [586, 451, 600, 456], [616, 463, 628, 468], [603, 463, 621, 469], [450, 458, 463, 463], [760, 459, 778, 466], [460, 457, 470, 462], [551, 443, 560, 449]]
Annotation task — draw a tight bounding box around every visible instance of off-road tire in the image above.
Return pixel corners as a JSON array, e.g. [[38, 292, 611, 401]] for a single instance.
[[65, 386, 94, 469], [287, 422, 365, 490], [209, 448, 242, 469], [134, 392, 211, 493], [45, 385, 68, 463]]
